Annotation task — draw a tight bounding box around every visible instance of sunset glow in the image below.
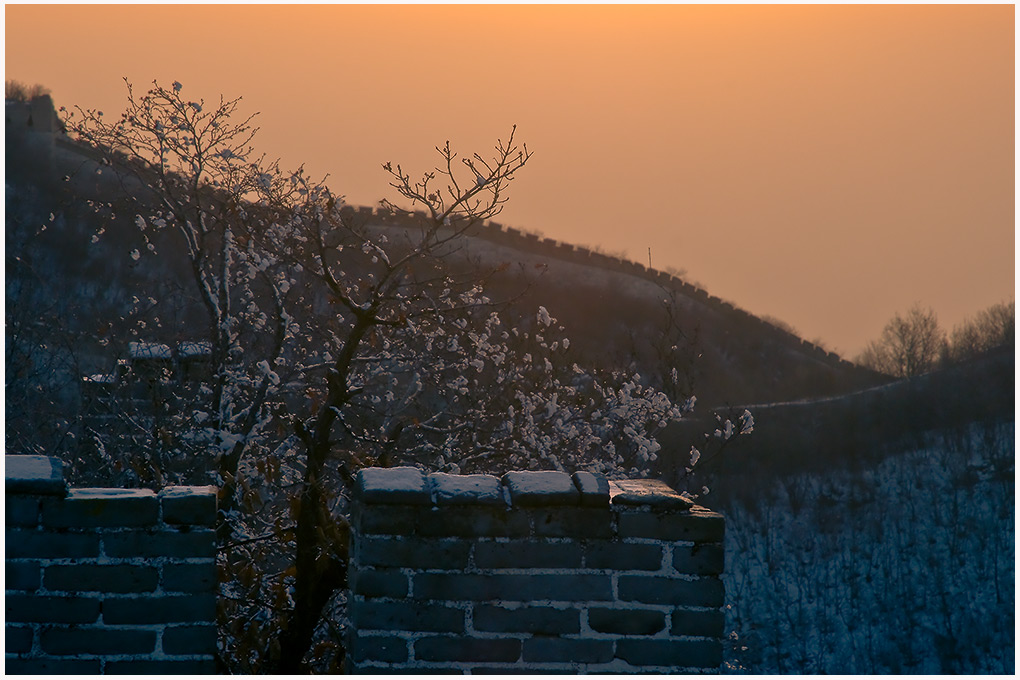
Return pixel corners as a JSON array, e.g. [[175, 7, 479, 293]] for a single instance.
[[5, 3, 1014, 355]]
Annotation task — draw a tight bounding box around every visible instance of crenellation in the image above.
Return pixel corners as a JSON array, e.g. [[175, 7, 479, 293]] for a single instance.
[[7, 452, 725, 674], [4, 455, 218, 674], [348, 466, 726, 672]]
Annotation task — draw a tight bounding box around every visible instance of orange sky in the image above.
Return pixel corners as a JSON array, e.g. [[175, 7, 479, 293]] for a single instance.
[[5, 4, 1014, 356]]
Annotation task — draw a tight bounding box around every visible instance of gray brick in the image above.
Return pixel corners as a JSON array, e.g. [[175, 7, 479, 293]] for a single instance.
[[415, 636, 521, 662], [40, 626, 156, 655], [474, 540, 582, 569], [162, 562, 217, 593], [103, 529, 215, 558], [103, 594, 216, 624], [6, 560, 41, 591], [6, 624, 33, 653], [418, 507, 531, 538], [351, 600, 465, 633], [351, 633, 409, 663], [615, 638, 722, 669], [474, 605, 580, 634], [586, 541, 663, 570], [106, 659, 218, 674], [618, 576, 724, 608], [572, 471, 610, 507], [588, 607, 666, 635], [350, 568, 409, 598], [673, 543, 724, 575], [617, 509, 724, 543], [414, 573, 613, 602], [5, 455, 67, 495], [532, 507, 613, 538], [6, 529, 100, 558], [470, 667, 563, 675], [160, 486, 217, 526], [671, 608, 725, 637], [346, 661, 455, 674], [5, 595, 101, 623], [357, 536, 470, 569], [4, 657, 101, 674], [163, 624, 217, 655], [6, 495, 41, 526], [522, 637, 614, 663], [353, 505, 418, 536], [503, 471, 579, 506], [42, 489, 158, 528], [44, 564, 159, 593], [428, 473, 503, 506], [349, 663, 462, 675]]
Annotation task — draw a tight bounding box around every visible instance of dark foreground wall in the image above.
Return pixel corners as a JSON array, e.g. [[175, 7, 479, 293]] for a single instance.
[[348, 467, 726, 673], [5, 455, 218, 674]]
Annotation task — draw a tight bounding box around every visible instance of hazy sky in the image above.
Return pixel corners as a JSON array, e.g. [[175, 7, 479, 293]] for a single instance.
[[6, 4, 1014, 356]]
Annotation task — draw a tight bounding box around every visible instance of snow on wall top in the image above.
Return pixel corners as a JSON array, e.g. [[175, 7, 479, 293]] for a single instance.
[[357, 466, 431, 505], [5, 454, 68, 496], [503, 470, 580, 506], [177, 341, 212, 358], [428, 473, 504, 506], [609, 478, 692, 510], [128, 342, 172, 360], [355, 467, 691, 510], [66, 487, 157, 500]]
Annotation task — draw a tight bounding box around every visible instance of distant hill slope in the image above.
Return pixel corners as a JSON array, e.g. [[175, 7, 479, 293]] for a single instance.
[[664, 344, 1015, 501], [7, 98, 886, 408]]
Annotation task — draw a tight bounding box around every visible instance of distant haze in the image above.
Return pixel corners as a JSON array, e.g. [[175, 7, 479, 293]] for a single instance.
[[5, 4, 1014, 356]]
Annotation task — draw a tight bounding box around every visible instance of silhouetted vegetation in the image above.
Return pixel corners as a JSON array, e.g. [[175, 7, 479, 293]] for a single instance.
[[5, 79, 50, 102], [856, 301, 1014, 377]]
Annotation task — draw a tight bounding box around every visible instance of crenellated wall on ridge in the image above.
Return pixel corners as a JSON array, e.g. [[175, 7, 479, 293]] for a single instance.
[[9, 97, 855, 373], [334, 205, 859, 372]]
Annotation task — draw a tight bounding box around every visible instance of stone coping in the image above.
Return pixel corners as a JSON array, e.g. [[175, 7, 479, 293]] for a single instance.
[[5, 455, 68, 496], [355, 467, 692, 510]]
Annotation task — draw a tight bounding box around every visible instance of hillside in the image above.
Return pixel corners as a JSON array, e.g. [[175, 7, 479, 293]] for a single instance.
[[693, 349, 1015, 673], [6, 96, 885, 411]]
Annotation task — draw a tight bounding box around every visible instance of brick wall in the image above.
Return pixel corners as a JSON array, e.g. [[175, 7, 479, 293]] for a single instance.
[[5, 455, 218, 674], [348, 467, 726, 673]]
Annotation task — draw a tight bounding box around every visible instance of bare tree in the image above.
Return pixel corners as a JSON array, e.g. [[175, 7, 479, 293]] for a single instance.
[[855, 304, 945, 378], [62, 79, 697, 672], [947, 300, 1014, 362], [5, 79, 50, 101]]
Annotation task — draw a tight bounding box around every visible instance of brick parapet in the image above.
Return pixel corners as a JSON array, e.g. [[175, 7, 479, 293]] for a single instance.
[[347, 467, 725, 673], [4, 455, 218, 674]]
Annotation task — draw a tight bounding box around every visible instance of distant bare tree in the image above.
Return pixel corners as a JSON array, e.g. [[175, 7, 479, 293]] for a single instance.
[[855, 304, 945, 378], [5, 80, 50, 102], [947, 301, 1014, 362]]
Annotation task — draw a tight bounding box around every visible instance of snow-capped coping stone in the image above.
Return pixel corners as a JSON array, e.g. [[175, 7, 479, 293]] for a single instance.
[[609, 478, 693, 510], [429, 473, 503, 506], [355, 467, 687, 509], [502, 470, 580, 505], [176, 340, 212, 357], [5, 454, 68, 496], [572, 470, 611, 507], [357, 466, 431, 504], [128, 341, 172, 359], [159, 485, 219, 526]]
